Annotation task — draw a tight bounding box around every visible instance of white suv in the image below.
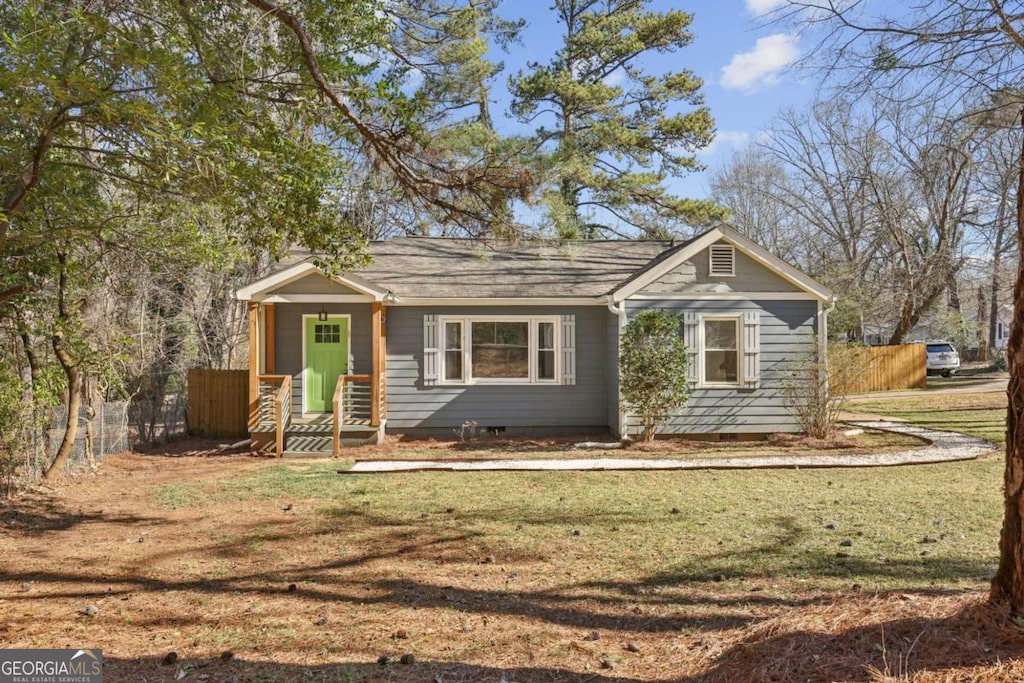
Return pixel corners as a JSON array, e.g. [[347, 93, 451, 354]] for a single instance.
[[925, 341, 960, 377]]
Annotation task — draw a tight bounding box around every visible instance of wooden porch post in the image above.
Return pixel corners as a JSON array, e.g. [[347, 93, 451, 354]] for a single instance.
[[247, 302, 260, 431], [371, 301, 382, 427], [380, 306, 387, 420], [264, 303, 276, 374]]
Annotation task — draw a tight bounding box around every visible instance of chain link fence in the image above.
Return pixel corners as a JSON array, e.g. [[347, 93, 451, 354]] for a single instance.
[[8, 393, 188, 489]]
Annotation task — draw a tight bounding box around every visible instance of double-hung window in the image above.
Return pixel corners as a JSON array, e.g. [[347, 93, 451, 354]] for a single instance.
[[440, 316, 560, 384], [682, 311, 760, 389], [703, 317, 740, 385]]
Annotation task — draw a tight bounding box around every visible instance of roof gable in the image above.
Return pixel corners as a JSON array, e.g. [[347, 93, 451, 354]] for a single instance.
[[638, 240, 803, 295], [612, 225, 833, 302], [235, 262, 388, 301]]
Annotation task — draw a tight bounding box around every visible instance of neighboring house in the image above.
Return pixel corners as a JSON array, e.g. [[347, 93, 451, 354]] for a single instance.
[[235, 224, 835, 454], [995, 304, 1012, 352]]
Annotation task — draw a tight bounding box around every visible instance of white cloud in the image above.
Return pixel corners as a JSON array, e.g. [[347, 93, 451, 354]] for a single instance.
[[404, 67, 424, 89], [603, 69, 625, 88], [720, 34, 799, 92], [699, 130, 751, 157], [745, 0, 789, 16]]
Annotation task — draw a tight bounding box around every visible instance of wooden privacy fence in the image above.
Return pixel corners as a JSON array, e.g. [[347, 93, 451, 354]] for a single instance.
[[838, 343, 926, 394], [187, 369, 248, 438]]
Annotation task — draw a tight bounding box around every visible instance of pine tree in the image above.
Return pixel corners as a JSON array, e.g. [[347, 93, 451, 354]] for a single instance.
[[510, 0, 725, 239], [350, 0, 529, 238]]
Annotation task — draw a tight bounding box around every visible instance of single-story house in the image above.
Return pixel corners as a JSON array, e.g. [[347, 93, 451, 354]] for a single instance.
[[235, 224, 835, 454]]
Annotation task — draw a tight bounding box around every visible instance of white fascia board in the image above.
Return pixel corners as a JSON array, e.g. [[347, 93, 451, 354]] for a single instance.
[[611, 224, 834, 303], [394, 297, 606, 306], [626, 292, 820, 301], [235, 262, 387, 301], [254, 294, 375, 304]]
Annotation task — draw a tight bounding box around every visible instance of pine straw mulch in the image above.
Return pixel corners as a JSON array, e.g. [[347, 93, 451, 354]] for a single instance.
[[1, 452, 1022, 683], [338, 430, 925, 462], [84, 593, 1024, 682]]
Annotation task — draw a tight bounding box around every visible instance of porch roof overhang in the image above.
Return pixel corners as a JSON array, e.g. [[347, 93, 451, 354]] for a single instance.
[[235, 262, 390, 303]]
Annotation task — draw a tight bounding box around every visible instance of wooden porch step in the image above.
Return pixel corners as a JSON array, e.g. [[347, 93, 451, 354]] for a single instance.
[[282, 426, 379, 456], [285, 423, 376, 436], [283, 435, 333, 454]]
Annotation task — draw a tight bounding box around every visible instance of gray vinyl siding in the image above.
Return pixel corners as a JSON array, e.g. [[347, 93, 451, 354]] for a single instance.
[[623, 298, 818, 434], [274, 303, 373, 418], [385, 305, 611, 435], [640, 242, 802, 294]]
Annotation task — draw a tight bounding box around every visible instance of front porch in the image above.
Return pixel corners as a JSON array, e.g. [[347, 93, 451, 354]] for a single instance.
[[247, 297, 388, 456]]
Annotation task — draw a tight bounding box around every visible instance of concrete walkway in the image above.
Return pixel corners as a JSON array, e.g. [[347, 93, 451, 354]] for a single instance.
[[343, 421, 997, 473]]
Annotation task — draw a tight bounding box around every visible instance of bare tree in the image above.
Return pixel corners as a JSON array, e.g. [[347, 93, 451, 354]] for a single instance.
[[716, 95, 976, 343], [973, 128, 1022, 350], [786, 0, 1024, 617], [709, 147, 804, 261], [869, 98, 979, 343]]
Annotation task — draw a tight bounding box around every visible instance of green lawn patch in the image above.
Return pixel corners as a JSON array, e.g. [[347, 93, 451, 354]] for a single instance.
[[847, 391, 1007, 444], [152, 456, 1002, 594]]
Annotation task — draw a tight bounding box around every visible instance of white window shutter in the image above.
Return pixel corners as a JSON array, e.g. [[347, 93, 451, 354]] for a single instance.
[[742, 310, 760, 389], [561, 314, 576, 385], [682, 312, 700, 385], [423, 315, 439, 386]]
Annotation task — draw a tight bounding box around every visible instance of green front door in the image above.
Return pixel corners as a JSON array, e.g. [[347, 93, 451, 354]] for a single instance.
[[305, 316, 349, 413]]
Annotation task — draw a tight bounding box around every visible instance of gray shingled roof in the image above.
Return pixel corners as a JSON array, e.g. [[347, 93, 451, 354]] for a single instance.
[[281, 237, 689, 298]]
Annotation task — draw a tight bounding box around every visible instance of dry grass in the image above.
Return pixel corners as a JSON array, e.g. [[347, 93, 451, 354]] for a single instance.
[[2, 446, 1021, 682]]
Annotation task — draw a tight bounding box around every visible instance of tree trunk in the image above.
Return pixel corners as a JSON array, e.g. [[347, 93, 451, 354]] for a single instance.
[[42, 332, 82, 484], [888, 281, 948, 345], [947, 269, 961, 311], [991, 110, 1024, 615]]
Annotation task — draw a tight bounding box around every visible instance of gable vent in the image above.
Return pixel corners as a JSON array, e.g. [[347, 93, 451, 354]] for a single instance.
[[709, 244, 735, 276]]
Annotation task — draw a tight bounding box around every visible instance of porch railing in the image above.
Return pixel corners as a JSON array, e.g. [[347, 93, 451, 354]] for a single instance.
[[332, 374, 376, 455], [257, 374, 291, 457]]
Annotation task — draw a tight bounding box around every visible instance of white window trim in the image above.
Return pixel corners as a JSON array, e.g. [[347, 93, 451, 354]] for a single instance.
[[439, 315, 562, 385], [700, 315, 742, 388], [708, 243, 736, 278]]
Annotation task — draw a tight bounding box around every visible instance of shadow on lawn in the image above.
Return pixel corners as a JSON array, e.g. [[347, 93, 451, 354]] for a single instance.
[[694, 598, 1024, 683], [629, 515, 997, 587], [98, 599, 1024, 683], [0, 519, 997, 639], [0, 498, 169, 536], [102, 657, 647, 683], [2, 504, 998, 631]]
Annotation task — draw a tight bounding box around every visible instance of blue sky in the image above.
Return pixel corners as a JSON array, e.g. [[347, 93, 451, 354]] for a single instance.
[[487, 0, 811, 202]]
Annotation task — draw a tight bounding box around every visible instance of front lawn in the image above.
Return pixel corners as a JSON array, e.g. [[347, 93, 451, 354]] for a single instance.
[[2, 439, 1019, 682], [154, 456, 1001, 593]]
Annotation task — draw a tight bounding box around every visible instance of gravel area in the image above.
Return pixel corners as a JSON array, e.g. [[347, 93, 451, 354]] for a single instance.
[[344, 421, 998, 473]]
